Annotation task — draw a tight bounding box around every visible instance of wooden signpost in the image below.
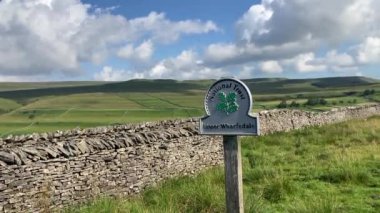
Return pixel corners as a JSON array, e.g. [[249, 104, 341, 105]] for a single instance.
[[200, 78, 259, 213]]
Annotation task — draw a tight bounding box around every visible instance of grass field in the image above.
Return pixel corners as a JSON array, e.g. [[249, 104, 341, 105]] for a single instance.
[[66, 116, 380, 213], [0, 97, 22, 113], [0, 91, 205, 136], [0, 76, 379, 136], [0, 108, 203, 137]]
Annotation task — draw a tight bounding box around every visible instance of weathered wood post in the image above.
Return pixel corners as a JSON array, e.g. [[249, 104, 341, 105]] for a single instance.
[[200, 78, 259, 213], [223, 135, 243, 212]]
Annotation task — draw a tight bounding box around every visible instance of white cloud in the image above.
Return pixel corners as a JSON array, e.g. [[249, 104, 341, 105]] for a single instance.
[[0, 0, 89, 76], [0, 75, 41, 82], [294, 50, 357, 72], [204, 41, 317, 67], [149, 60, 257, 80], [204, 43, 241, 65], [117, 40, 154, 62], [154, 0, 379, 78], [148, 50, 197, 78], [117, 46, 134, 60], [236, 1, 273, 42], [237, 0, 379, 45], [129, 12, 218, 44], [355, 72, 363, 77], [150, 63, 169, 78], [357, 37, 380, 64], [148, 50, 226, 80], [282, 50, 357, 73], [325, 50, 355, 68], [94, 66, 144, 81], [260, 60, 283, 73], [204, 0, 380, 70], [237, 65, 255, 79], [0, 0, 217, 80], [319, 50, 357, 71], [293, 53, 326, 73], [2, 0, 378, 81]]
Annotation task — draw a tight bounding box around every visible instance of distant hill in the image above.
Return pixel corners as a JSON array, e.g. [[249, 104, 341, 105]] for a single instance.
[[242, 76, 379, 94], [0, 81, 104, 92], [0, 76, 378, 101], [310, 76, 379, 88]]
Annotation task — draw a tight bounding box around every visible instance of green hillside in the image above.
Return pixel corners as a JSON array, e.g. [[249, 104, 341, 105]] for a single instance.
[[0, 81, 104, 92], [0, 98, 22, 113], [311, 76, 379, 88], [0, 76, 378, 136], [0, 76, 378, 101], [0, 79, 205, 101], [243, 76, 380, 94]]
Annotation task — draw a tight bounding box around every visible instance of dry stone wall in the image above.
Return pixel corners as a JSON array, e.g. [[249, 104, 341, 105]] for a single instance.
[[259, 104, 380, 134], [0, 104, 379, 212]]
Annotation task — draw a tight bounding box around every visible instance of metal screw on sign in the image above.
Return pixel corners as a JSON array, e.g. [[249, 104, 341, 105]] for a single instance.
[[200, 78, 259, 213]]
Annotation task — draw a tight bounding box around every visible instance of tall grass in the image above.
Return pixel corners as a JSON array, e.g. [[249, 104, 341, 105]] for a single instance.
[[67, 116, 380, 212]]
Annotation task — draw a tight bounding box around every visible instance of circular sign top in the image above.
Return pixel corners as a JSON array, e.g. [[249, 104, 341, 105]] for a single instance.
[[204, 78, 253, 117], [200, 78, 259, 135]]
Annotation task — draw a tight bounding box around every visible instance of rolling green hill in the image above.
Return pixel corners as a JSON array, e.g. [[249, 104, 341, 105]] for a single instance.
[[310, 76, 379, 88], [0, 76, 378, 101], [243, 76, 380, 94], [0, 76, 378, 136], [0, 79, 204, 101], [0, 81, 104, 92]]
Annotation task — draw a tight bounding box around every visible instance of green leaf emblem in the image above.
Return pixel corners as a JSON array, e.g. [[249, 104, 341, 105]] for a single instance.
[[216, 92, 239, 115]]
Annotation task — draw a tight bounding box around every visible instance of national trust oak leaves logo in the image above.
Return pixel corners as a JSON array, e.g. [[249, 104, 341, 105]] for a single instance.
[[216, 92, 239, 115]]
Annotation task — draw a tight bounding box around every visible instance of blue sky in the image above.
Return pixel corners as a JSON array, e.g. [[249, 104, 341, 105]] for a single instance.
[[0, 0, 379, 81]]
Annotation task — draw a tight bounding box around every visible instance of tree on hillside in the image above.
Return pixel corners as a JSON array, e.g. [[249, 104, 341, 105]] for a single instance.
[[319, 98, 327, 105], [289, 101, 300, 108], [305, 98, 319, 106], [304, 98, 327, 106], [277, 100, 288, 108], [363, 89, 375, 96]]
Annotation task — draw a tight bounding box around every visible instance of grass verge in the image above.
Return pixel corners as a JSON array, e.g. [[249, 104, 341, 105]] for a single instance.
[[65, 116, 380, 213]]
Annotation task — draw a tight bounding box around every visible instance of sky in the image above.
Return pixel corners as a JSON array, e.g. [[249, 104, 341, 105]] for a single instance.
[[0, 0, 379, 81]]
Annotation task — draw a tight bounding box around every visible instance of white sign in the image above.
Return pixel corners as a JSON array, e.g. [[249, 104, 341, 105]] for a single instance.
[[200, 78, 259, 135]]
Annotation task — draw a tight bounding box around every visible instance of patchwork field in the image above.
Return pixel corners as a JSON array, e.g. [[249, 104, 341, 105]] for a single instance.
[[67, 116, 380, 213], [0, 76, 379, 136]]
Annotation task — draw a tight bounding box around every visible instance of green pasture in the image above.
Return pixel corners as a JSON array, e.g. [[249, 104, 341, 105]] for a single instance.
[[147, 93, 204, 109], [0, 91, 206, 136], [121, 93, 184, 109], [24, 93, 142, 109], [0, 108, 203, 136], [0, 76, 379, 136], [372, 94, 380, 102], [67, 116, 380, 213], [0, 97, 22, 114], [0, 92, 378, 136]]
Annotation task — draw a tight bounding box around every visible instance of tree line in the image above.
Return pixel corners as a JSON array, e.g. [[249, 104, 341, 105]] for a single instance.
[[277, 89, 376, 109]]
